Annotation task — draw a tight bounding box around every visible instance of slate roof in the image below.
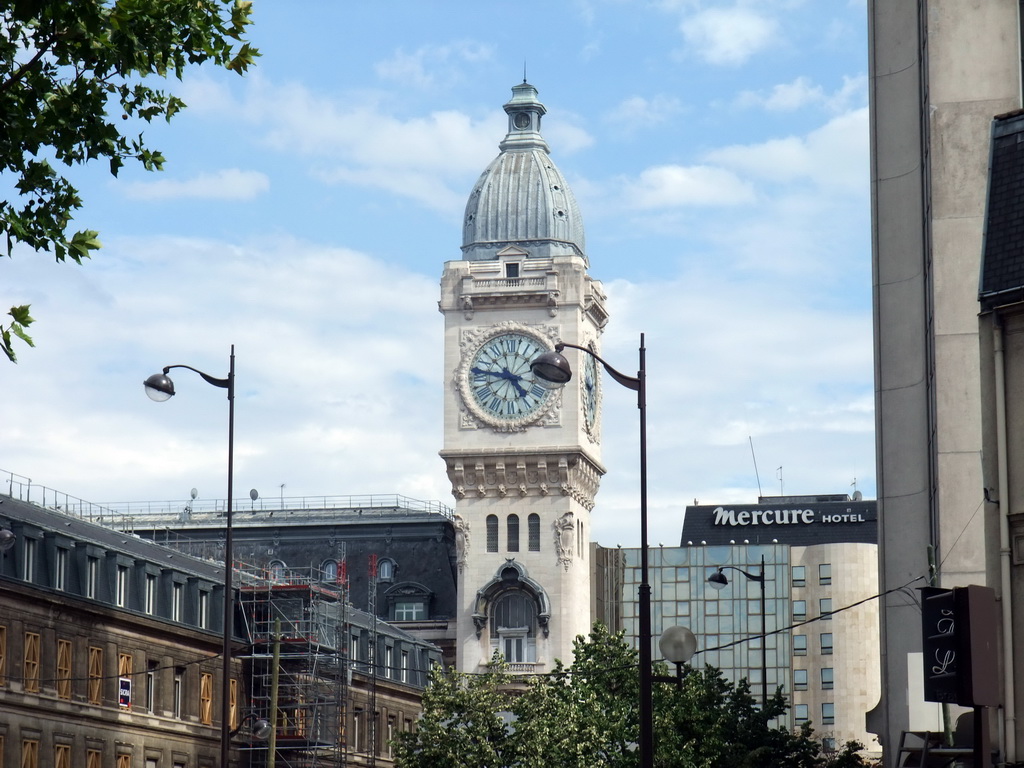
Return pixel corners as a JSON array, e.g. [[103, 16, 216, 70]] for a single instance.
[[980, 109, 1024, 310]]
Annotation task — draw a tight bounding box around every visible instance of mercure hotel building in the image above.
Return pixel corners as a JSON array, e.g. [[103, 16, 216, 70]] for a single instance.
[[594, 493, 879, 753]]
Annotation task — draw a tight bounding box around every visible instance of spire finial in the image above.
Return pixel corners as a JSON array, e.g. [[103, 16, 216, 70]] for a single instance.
[[523, 61, 527, 83]]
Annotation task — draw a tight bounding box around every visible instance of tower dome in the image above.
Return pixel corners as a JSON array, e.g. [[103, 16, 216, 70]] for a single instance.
[[462, 82, 586, 264]]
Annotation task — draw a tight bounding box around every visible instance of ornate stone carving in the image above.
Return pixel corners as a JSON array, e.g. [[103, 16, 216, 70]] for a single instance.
[[454, 514, 470, 571], [554, 512, 574, 570], [440, 450, 604, 509]]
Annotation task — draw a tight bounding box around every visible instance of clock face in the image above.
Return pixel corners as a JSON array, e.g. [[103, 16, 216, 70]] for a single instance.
[[582, 349, 599, 432], [465, 332, 551, 423], [513, 112, 531, 130]]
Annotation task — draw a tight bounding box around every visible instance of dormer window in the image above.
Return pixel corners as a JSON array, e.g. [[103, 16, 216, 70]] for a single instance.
[[505, 262, 520, 279]]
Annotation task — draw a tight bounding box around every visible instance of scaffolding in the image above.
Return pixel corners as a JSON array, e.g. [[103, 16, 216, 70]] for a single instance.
[[237, 561, 350, 768]]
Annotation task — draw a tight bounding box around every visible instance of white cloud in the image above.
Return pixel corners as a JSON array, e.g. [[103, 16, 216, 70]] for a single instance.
[[1, 234, 449, 509], [735, 76, 825, 112], [621, 164, 756, 208], [734, 75, 868, 114], [121, 169, 270, 201], [178, 77, 504, 215], [375, 42, 494, 89], [681, 6, 779, 66], [705, 107, 868, 193], [605, 95, 684, 132]]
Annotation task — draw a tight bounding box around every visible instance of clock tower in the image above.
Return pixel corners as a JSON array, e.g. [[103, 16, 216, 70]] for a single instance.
[[439, 81, 608, 673]]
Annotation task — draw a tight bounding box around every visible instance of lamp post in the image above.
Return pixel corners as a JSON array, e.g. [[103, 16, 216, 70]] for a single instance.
[[530, 334, 653, 768], [707, 554, 768, 709], [145, 345, 236, 768]]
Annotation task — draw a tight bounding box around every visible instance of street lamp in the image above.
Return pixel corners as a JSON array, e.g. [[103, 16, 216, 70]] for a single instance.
[[145, 345, 236, 768], [657, 625, 697, 689], [707, 554, 768, 709], [530, 334, 654, 768]]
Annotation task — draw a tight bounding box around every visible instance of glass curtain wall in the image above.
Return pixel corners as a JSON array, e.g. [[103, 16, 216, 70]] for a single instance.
[[619, 544, 791, 720]]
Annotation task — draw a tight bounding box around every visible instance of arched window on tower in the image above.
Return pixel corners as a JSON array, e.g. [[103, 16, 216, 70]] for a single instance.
[[321, 559, 338, 582], [507, 514, 519, 552], [528, 514, 540, 552], [490, 591, 537, 664], [486, 515, 498, 552], [269, 560, 286, 582]]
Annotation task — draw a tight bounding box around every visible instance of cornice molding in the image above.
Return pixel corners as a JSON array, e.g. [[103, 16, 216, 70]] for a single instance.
[[440, 449, 605, 510]]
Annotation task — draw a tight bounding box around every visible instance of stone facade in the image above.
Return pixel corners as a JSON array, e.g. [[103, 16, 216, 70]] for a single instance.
[[0, 494, 240, 768], [868, 3, 1023, 763]]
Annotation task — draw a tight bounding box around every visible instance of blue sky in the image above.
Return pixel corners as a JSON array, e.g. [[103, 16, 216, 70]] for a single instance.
[[2, 0, 873, 548]]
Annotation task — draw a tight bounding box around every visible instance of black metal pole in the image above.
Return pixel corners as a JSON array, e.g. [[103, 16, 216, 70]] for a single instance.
[[759, 554, 767, 710], [529, 335, 651, 765], [221, 345, 235, 768], [637, 334, 653, 768]]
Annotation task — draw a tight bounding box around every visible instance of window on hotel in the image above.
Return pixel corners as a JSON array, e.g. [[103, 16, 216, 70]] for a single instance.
[[22, 740, 39, 768], [794, 704, 809, 723], [822, 702, 835, 725], [147, 659, 159, 713], [145, 574, 157, 615], [793, 635, 807, 656], [55, 745, 71, 768], [23, 538, 36, 582], [818, 563, 832, 586], [116, 565, 129, 607], [528, 514, 540, 551], [173, 668, 184, 718], [0, 625, 6, 686], [821, 667, 834, 690], [198, 591, 210, 629], [793, 669, 808, 691], [88, 647, 103, 705], [87, 750, 102, 768], [507, 514, 520, 552], [491, 591, 537, 663], [118, 653, 132, 708], [819, 598, 833, 620], [394, 601, 426, 621], [820, 633, 834, 655], [87, 557, 99, 599], [486, 515, 498, 552], [57, 639, 72, 699], [793, 600, 806, 621], [23, 631, 40, 692], [200, 672, 213, 725], [54, 548, 68, 591], [172, 583, 183, 622], [792, 565, 805, 587]]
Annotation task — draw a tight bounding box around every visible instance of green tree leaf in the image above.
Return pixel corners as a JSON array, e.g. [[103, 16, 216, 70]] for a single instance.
[[0, 0, 259, 362]]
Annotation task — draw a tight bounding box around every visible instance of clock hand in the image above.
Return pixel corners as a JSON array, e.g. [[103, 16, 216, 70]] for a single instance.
[[471, 366, 503, 378], [501, 368, 529, 398]]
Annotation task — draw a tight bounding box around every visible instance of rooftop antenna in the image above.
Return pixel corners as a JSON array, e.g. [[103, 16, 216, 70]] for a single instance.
[[748, 436, 763, 497], [777, 466, 784, 496]]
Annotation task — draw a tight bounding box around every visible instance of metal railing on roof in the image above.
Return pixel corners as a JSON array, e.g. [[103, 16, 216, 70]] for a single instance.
[[2, 468, 454, 529]]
